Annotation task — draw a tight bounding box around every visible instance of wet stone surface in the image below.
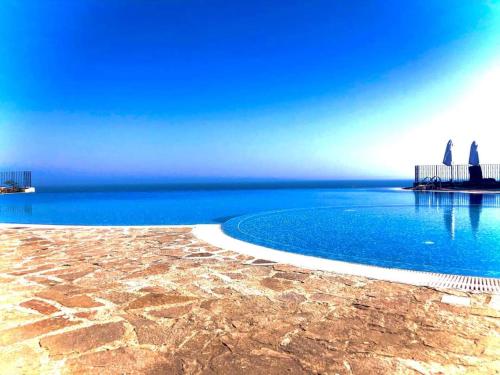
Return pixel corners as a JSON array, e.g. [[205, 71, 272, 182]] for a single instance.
[[0, 226, 498, 374]]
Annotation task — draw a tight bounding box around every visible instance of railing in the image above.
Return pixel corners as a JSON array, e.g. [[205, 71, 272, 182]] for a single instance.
[[0, 171, 32, 188], [414, 164, 500, 184]]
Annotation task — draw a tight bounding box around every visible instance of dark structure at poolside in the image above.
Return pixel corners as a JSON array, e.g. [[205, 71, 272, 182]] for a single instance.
[[411, 164, 500, 191]]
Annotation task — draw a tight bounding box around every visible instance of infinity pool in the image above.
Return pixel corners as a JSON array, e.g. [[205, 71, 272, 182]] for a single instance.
[[2, 184, 499, 277], [0, 182, 413, 225], [223, 200, 500, 278]]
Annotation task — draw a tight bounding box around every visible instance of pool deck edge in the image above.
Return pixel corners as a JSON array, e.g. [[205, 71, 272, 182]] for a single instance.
[[193, 224, 500, 294], [2, 222, 498, 293], [0, 223, 197, 229]]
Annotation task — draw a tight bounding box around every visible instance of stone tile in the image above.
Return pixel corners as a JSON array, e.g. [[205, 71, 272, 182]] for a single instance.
[[125, 293, 196, 310], [124, 314, 170, 345], [138, 286, 169, 293], [209, 351, 306, 374], [25, 276, 61, 287], [55, 270, 94, 281], [281, 336, 346, 372], [148, 304, 194, 318], [310, 292, 345, 304], [0, 317, 78, 346], [273, 271, 309, 282], [185, 252, 213, 258], [348, 355, 404, 375], [252, 259, 277, 265], [40, 322, 126, 356], [125, 263, 171, 278], [74, 311, 98, 320], [260, 277, 294, 291], [97, 291, 139, 305], [273, 264, 311, 274], [63, 347, 181, 374], [277, 292, 307, 304], [420, 330, 483, 356], [36, 290, 103, 308], [9, 264, 56, 276], [20, 299, 59, 315]]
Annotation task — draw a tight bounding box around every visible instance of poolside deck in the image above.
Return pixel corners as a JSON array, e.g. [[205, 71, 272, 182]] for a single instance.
[[0, 226, 498, 374]]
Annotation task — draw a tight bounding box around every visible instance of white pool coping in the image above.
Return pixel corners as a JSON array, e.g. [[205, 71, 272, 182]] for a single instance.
[[193, 224, 500, 294]]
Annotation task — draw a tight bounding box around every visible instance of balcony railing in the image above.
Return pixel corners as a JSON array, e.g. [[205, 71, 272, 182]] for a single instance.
[[0, 171, 32, 189], [414, 164, 500, 184]]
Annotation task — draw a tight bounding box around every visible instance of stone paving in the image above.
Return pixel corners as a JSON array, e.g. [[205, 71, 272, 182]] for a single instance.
[[0, 226, 499, 374]]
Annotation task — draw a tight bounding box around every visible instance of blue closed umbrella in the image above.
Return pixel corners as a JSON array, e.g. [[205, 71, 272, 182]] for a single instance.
[[469, 141, 480, 166], [443, 139, 453, 166]]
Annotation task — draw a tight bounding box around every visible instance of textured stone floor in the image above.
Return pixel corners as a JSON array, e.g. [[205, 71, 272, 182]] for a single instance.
[[0, 226, 499, 374]]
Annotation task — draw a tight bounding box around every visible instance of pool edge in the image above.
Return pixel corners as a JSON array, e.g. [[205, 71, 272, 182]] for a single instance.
[[0, 223, 197, 228], [193, 224, 500, 294]]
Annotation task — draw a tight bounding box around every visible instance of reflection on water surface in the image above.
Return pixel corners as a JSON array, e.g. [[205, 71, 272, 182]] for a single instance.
[[413, 191, 500, 239]]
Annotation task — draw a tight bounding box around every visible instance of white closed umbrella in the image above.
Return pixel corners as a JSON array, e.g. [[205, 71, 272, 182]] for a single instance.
[[443, 139, 453, 166], [469, 141, 480, 166]]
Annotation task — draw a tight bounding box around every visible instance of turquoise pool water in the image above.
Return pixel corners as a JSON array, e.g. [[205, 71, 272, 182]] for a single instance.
[[223, 193, 500, 277], [0, 181, 412, 225]]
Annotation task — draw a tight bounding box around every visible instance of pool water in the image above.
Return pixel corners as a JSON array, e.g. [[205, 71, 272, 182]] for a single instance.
[[1, 183, 499, 277], [0, 182, 413, 225], [223, 198, 500, 278]]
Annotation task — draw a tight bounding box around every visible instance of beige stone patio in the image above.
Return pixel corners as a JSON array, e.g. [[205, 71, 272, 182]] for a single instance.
[[0, 226, 499, 374]]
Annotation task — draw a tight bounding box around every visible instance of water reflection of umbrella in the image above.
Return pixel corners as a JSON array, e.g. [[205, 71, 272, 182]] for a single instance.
[[469, 141, 480, 166], [443, 206, 455, 240], [442, 193, 455, 240], [469, 193, 483, 237]]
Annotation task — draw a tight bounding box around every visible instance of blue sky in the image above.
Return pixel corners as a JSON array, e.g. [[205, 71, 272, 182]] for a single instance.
[[1, 1, 499, 184]]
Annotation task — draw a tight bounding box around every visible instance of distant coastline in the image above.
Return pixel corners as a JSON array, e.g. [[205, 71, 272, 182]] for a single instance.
[[33, 179, 412, 193]]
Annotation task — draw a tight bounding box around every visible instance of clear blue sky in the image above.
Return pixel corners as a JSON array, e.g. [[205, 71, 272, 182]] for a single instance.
[[1, 1, 499, 184]]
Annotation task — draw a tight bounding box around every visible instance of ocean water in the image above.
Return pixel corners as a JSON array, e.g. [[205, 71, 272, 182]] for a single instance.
[[0, 180, 413, 225]]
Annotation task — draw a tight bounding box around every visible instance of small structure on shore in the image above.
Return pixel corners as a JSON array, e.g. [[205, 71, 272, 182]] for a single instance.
[[412, 140, 500, 191], [0, 171, 35, 194]]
